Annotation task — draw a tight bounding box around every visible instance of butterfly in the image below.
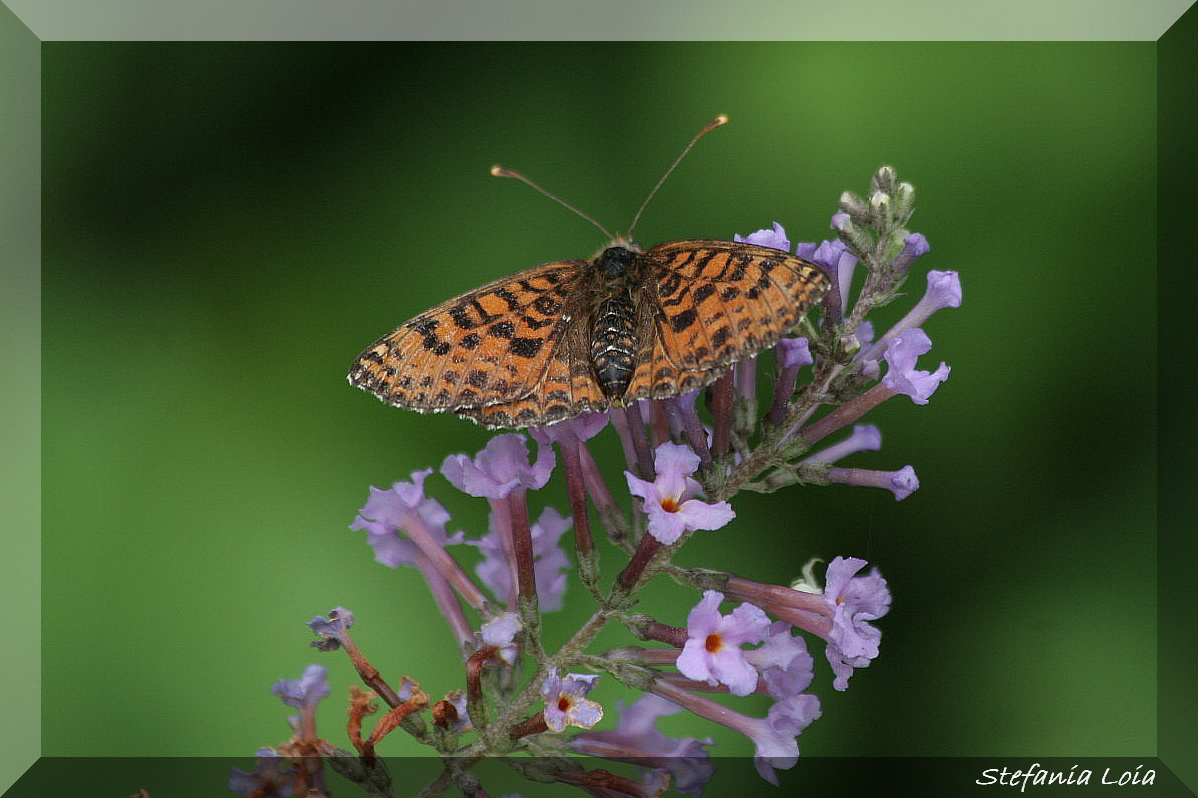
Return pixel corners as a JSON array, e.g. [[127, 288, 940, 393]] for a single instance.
[[348, 116, 830, 429], [348, 236, 829, 429]]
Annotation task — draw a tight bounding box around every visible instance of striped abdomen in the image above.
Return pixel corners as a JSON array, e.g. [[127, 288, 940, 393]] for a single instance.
[[590, 291, 638, 398]]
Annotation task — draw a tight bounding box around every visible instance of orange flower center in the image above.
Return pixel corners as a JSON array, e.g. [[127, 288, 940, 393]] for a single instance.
[[705, 633, 722, 653], [660, 497, 681, 513], [557, 696, 572, 712]]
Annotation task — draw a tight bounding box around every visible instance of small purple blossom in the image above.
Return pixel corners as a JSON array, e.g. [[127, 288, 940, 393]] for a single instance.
[[885, 269, 963, 342], [649, 677, 820, 788], [735, 221, 790, 252], [541, 668, 604, 732], [676, 590, 771, 696], [272, 664, 329, 712], [753, 694, 822, 785], [798, 238, 858, 316], [473, 506, 571, 611], [569, 694, 715, 796], [480, 612, 522, 665], [307, 607, 354, 652], [882, 328, 950, 405], [745, 621, 815, 700], [802, 424, 882, 465], [921, 269, 961, 310], [441, 433, 555, 499], [625, 442, 735, 545], [891, 232, 931, 273], [822, 556, 891, 690], [776, 336, 813, 370], [351, 470, 459, 568]]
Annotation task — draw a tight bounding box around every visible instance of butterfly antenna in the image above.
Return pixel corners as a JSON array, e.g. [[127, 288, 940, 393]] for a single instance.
[[491, 165, 615, 241], [627, 114, 729, 239]]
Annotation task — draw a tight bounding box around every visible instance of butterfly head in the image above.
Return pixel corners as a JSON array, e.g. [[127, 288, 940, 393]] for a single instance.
[[594, 240, 640, 278]]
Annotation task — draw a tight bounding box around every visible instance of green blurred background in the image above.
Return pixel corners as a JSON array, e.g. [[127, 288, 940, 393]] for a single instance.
[[42, 42, 1156, 764]]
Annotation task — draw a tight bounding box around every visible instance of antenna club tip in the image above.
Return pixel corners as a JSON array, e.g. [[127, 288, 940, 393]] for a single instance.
[[703, 115, 729, 132], [490, 165, 510, 177]]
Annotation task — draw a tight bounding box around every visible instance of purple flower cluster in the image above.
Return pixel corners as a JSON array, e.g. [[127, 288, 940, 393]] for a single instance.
[[238, 164, 956, 798]]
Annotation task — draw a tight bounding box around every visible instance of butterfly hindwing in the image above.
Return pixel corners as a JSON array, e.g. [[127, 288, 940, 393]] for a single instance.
[[455, 321, 606, 428], [349, 261, 584, 413]]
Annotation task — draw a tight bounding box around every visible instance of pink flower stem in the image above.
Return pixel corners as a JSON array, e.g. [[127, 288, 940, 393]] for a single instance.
[[610, 406, 639, 474], [622, 404, 656, 481], [724, 575, 833, 637], [557, 434, 594, 557], [634, 647, 683, 667], [635, 622, 688, 648], [487, 496, 521, 609], [660, 672, 731, 693], [665, 397, 712, 469], [650, 399, 670, 447], [709, 371, 735, 458], [413, 555, 475, 657], [736, 356, 757, 404], [649, 677, 757, 739], [578, 444, 615, 514], [794, 382, 895, 448], [405, 515, 490, 612], [768, 363, 802, 427], [506, 487, 537, 603], [615, 533, 663, 594]]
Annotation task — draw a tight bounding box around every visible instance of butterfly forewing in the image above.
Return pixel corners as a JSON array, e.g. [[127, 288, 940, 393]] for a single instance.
[[349, 261, 584, 413], [625, 240, 831, 400]]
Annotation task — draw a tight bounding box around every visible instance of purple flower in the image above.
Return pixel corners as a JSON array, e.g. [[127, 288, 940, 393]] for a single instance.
[[884, 269, 963, 342], [798, 238, 858, 316], [752, 694, 822, 785], [823, 464, 919, 500], [541, 668, 604, 732], [676, 590, 771, 696], [569, 694, 715, 796], [776, 336, 812, 370], [735, 221, 790, 252], [272, 664, 329, 712], [882, 328, 950, 405], [891, 232, 931, 273], [921, 269, 961, 310], [822, 556, 891, 690], [441, 433, 555, 499], [473, 506, 571, 611], [625, 442, 735, 545], [229, 748, 296, 797], [350, 469, 459, 568], [801, 424, 882, 465], [649, 679, 821, 789], [307, 607, 354, 652], [480, 612, 522, 665], [745, 621, 815, 700]]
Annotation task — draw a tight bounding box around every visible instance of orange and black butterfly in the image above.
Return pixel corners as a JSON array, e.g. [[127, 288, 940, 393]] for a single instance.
[[348, 118, 830, 429]]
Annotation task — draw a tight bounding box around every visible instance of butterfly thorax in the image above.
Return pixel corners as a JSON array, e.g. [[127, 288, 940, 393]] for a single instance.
[[588, 246, 644, 399]]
